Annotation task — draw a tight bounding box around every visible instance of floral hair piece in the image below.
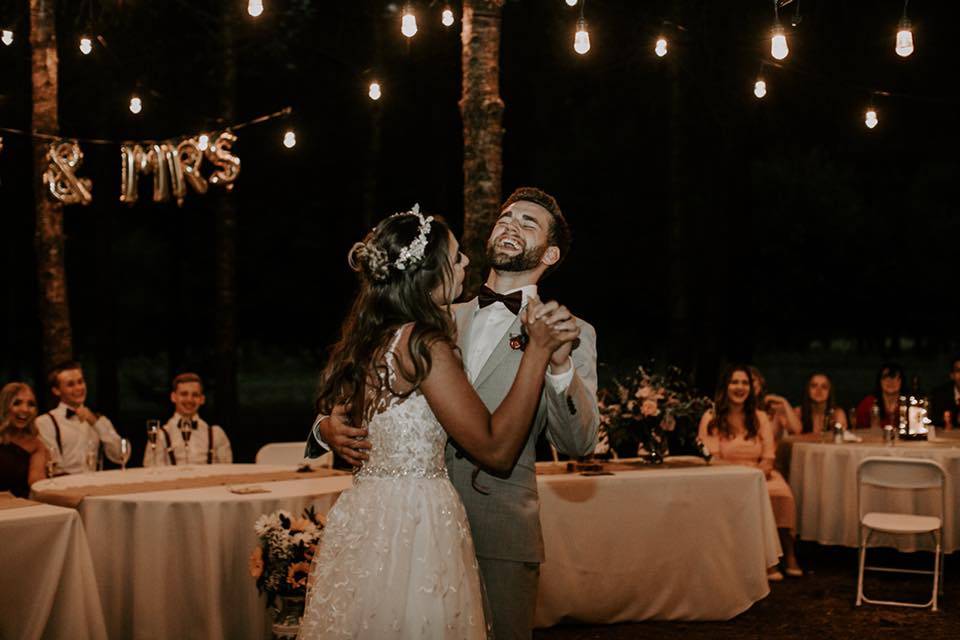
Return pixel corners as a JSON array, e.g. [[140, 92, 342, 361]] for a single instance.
[[391, 204, 433, 271], [348, 203, 434, 282]]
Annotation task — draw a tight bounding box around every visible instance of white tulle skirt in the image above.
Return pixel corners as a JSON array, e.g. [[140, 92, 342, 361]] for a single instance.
[[297, 475, 490, 639]]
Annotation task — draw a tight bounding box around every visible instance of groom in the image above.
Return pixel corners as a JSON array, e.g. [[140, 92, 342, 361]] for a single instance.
[[316, 187, 600, 639]]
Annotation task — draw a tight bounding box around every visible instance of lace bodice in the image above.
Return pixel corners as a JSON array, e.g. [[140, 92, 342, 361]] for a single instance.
[[355, 325, 448, 480]]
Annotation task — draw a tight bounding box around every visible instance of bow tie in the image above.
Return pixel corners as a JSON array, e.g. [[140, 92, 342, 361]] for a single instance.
[[179, 418, 198, 430], [66, 408, 77, 420], [477, 286, 523, 315]]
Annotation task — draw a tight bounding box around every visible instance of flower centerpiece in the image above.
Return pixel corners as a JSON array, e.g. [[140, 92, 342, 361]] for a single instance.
[[250, 506, 325, 637], [597, 364, 713, 461]]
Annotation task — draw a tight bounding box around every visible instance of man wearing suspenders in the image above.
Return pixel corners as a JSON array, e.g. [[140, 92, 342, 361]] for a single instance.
[[143, 372, 233, 467], [35, 361, 126, 475]]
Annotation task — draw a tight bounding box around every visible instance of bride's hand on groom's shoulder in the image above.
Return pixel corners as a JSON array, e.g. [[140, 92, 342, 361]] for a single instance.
[[521, 297, 580, 357]]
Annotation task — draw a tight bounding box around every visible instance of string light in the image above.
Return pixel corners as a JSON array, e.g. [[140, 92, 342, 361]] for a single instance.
[[401, 4, 418, 38], [1, 29, 12, 46], [895, 19, 914, 57], [865, 107, 878, 129], [574, 18, 590, 54], [770, 24, 789, 60], [79, 36, 92, 55], [283, 130, 296, 148], [129, 96, 142, 114], [247, 0, 264, 18], [565, 0, 578, 6], [368, 81, 382, 101], [442, 6, 454, 27], [754, 79, 767, 99], [197, 134, 210, 151], [654, 37, 667, 57]]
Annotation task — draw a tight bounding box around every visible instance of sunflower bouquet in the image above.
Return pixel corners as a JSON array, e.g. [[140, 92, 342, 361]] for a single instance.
[[250, 506, 325, 606]]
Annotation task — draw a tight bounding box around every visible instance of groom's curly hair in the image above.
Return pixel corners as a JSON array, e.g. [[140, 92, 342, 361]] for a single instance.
[[501, 187, 572, 275]]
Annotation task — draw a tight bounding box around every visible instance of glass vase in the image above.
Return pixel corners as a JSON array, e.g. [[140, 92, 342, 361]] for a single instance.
[[271, 595, 305, 639]]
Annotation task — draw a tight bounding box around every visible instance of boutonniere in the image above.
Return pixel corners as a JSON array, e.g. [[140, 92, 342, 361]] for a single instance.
[[509, 328, 528, 351]]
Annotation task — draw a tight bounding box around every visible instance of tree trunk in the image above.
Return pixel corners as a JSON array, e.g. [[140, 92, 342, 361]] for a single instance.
[[459, 0, 505, 296], [31, 0, 73, 383], [215, 2, 239, 432]]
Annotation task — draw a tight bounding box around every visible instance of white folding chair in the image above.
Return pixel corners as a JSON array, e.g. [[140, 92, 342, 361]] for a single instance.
[[255, 442, 333, 468], [855, 456, 946, 611]]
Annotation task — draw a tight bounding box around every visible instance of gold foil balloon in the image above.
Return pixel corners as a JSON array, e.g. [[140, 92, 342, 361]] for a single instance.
[[43, 141, 93, 205], [160, 143, 187, 206], [176, 138, 208, 195], [204, 131, 240, 190], [120, 144, 147, 205]]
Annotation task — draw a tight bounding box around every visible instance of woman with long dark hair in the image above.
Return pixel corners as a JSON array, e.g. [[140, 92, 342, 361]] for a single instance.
[[298, 206, 575, 639], [855, 362, 904, 430], [697, 365, 801, 581], [796, 372, 848, 435]]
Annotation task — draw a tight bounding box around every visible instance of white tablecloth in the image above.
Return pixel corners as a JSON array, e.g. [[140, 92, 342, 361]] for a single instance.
[[534, 463, 782, 625], [31, 464, 352, 640], [0, 502, 107, 640], [789, 435, 960, 552]]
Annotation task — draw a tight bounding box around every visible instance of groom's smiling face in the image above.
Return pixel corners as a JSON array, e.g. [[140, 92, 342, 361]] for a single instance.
[[486, 201, 559, 273]]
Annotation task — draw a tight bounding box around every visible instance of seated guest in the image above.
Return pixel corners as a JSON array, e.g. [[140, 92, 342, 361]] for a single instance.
[[35, 361, 125, 474], [930, 354, 960, 430], [699, 365, 801, 581], [855, 362, 904, 430], [0, 382, 49, 497], [795, 372, 848, 435], [144, 373, 232, 466], [750, 366, 802, 439]]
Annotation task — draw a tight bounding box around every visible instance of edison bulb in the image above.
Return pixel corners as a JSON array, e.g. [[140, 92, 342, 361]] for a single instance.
[[895, 19, 914, 57], [247, 0, 263, 17], [654, 37, 667, 57], [79, 36, 92, 55], [442, 7, 454, 27], [129, 96, 142, 114], [283, 130, 296, 148], [197, 134, 210, 151], [771, 25, 789, 60], [368, 81, 382, 101], [754, 79, 767, 98], [565, 0, 578, 6], [1, 30, 12, 46], [574, 21, 590, 55], [401, 8, 418, 38], [865, 109, 878, 129]]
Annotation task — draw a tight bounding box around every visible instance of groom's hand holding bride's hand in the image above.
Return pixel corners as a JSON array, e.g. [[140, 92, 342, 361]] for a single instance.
[[521, 297, 580, 362], [321, 405, 371, 468]]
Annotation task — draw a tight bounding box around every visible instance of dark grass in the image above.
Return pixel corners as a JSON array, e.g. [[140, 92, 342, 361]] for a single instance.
[[536, 543, 960, 640]]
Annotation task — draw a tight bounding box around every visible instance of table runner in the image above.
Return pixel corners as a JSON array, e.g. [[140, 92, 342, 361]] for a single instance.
[[0, 494, 44, 510], [33, 467, 348, 508]]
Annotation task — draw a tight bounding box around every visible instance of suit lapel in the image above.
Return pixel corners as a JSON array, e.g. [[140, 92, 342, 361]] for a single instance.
[[454, 298, 479, 353], [474, 313, 524, 388]]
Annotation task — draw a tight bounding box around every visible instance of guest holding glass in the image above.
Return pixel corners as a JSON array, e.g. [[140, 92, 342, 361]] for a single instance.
[[930, 354, 960, 430], [794, 372, 848, 436], [698, 365, 801, 581], [35, 361, 126, 475], [750, 366, 802, 439], [0, 382, 49, 497], [143, 373, 232, 466], [854, 362, 904, 431]]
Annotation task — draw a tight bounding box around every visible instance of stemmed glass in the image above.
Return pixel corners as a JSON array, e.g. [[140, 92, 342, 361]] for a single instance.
[[119, 438, 132, 471], [146, 420, 161, 467], [179, 418, 193, 467]]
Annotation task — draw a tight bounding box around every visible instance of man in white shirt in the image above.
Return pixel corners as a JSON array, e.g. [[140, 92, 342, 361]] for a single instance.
[[315, 187, 599, 639], [35, 361, 126, 475], [144, 372, 232, 466]]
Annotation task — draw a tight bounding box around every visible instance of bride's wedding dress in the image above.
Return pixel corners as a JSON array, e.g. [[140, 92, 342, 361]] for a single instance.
[[297, 328, 490, 639]]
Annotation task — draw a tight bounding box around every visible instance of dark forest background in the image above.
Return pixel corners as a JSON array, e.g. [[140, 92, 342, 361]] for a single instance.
[[2, 0, 958, 461]]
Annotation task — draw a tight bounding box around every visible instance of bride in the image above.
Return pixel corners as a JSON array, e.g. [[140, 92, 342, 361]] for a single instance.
[[297, 206, 575, 639]]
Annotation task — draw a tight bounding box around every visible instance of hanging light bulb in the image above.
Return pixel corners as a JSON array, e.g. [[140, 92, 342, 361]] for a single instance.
[[754, 79, 767, 99], [565, 0, 578, 6], [79, 36, 92, 55], [865, 108, 878, 129], [442, 6, 454, 27], [654, 37, 668, 57], [895, 18, 914, 57], [770, 24, 789, 60], [197, 134, 210, 151], [368, 81, 382, 101], [574, 18, 590, 54], [283, 130, 296, 148], [247, 0, 264, 17], [1, 30, 13, 46], [129, 96, 142, 114], [401, 5, 418, 38]]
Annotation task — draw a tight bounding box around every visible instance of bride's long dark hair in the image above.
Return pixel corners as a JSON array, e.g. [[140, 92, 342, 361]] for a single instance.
[[315, 211, 458, 426]]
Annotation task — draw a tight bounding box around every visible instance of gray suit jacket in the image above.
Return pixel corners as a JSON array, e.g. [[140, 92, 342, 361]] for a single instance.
[[445, 298, 600, 563]]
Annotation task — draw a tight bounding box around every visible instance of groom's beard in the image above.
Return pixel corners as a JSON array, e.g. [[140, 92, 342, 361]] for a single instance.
[[486, 240, 546, 272]]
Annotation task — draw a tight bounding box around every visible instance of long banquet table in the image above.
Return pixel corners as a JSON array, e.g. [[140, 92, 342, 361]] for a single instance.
[[533, 461, 782, 625], [789, 431, 960, 552], [0, 495, 107, 640], [31, 464, 352, 640]]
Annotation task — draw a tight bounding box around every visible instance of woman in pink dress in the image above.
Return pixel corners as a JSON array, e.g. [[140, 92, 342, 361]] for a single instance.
[[698, 365, 801, 581]]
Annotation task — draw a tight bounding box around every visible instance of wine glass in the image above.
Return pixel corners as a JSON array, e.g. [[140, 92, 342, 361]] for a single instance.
[[119, 438, 132, 471], [179, 418, 193, 467], [146, 420, 160, 466]]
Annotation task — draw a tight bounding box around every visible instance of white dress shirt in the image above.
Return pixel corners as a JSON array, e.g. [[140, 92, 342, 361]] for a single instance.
[[35, 402, 124, 475], [143, 413, 233, 466], [466, 284, 574, 393]]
